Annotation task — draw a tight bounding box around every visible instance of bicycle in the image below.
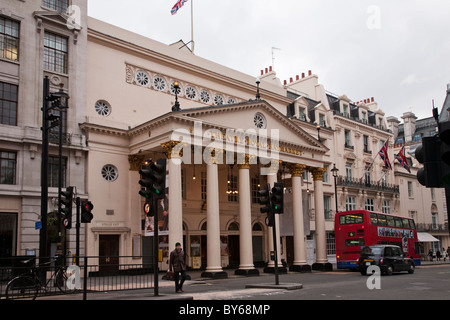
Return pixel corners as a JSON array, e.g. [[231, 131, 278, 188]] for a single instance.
[[5, 255, 77, 300]]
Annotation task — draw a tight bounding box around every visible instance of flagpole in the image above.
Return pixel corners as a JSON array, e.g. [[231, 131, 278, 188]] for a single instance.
[[191, 0, 195, 53]]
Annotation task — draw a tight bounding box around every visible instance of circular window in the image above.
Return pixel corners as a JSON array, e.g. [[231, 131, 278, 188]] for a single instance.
[[185, 86, 197, 100], [135, 71, 150, 86], [95, 100, 111, 117], [200, 90, 211, 104], [254, 112, 267, 129], [101, 165, 118, 182], [214, 94, 224, 106], [227, 97, 236, 105], [153, 76, 167, 91]]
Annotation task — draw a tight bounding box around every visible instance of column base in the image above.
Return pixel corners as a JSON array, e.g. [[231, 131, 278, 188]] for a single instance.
[[289, 264, 312, 273], [201, 271, 228, 279], [235, 268, 260, 276], [263, 266, 288, 274], [312, 262, 333, 271]]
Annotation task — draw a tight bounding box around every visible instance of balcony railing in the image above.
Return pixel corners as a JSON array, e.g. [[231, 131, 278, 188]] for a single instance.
[[416, 223, 449, 233], [336, 176, 400, 194]]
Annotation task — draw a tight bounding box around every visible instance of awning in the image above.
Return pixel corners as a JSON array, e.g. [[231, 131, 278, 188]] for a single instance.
[[417, 232, 440, 242]]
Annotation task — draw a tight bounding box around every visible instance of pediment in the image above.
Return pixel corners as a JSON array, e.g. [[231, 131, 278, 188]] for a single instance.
[[177, 100, 328, 154], [34, 10, 82, 31]]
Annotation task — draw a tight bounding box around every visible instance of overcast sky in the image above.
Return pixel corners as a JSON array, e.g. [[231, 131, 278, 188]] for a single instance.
[[88, 0, 450, 121]]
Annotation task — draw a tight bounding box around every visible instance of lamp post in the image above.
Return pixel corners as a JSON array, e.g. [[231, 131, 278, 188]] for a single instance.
[[316, 124, 321, 142], [172, 81, 181, 112], [331, 164, 339, 214], [40, 77, 69, 278]]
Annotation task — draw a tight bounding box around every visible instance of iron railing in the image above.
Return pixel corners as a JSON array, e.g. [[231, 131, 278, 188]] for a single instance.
[[336, 176, 400, 194], [0, 255, 157, 300]]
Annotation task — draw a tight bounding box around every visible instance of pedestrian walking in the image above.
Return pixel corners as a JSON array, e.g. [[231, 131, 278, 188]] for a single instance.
[[442, 248, 447, 261], [437, 249, 441, 261], [428, 248, 433, 261], [169, 242, 187, 293]]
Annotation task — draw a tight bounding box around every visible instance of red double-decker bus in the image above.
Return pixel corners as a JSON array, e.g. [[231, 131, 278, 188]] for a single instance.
[[335, 210, 420, 269]]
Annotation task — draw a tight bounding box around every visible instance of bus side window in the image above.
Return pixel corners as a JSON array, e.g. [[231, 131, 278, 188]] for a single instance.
[[394, 217, 403, 228], [378, 214, 387, 226], [402, 218, 410, 229], [370, 213, 378, 225], [386, 215, 395, 227], [409, 220, 416, 230]]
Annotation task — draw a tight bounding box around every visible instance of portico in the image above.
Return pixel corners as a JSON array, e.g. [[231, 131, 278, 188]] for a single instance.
[[81, 99, 332, 276]]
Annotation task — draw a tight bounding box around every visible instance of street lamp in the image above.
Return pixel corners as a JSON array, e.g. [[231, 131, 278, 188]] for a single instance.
[[331, 164, 339, 213], [316, 124, 321, 142], [172, 81, 181, 112], [40, 77, 70, 278]]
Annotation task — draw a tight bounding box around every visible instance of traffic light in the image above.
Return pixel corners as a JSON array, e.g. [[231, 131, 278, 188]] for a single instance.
[[60, 186, 73, 229], [143, 199, 154, 217], [271, 182, 284, 214], [257, 184, 271, 215], [439, 121, 450, 186], [415, 135, 443, 188], [139, 159, 167, 200], [81, 200, 94, 223]]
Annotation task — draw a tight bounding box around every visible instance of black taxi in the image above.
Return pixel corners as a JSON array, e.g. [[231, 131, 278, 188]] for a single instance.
[[358, 245, 415, 275]]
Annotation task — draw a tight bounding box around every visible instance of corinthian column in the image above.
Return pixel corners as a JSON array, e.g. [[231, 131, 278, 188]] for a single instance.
[[288, 163, 311, 272], [161, 141, 184, 254], [311, 167, 333, 271], [236, 156, 259, 276], [201, 155, 228, 279]]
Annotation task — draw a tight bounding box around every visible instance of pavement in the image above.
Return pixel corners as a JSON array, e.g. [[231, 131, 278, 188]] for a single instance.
[[37, 259, 450, 301]]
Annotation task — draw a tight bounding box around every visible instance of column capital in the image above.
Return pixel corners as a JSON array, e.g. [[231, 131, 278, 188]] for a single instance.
[[310, 167, 327, 181], [287, 163, 307, 177], [128, 154, 145, 171], [161, 140, 184, 159], [237, 154, 256, 169]]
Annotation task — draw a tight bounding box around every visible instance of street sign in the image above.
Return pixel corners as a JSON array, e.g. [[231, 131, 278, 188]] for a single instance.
[[35, 221, 42, 230]]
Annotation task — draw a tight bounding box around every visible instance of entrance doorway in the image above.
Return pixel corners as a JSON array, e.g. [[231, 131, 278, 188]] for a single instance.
[[228, 235, 240, 268], [99, 235, 120, 276]]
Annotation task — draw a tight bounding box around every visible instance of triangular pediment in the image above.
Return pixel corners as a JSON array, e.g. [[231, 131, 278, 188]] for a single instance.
[[34, 10, 82, 31], [177, 100, 328, 154]]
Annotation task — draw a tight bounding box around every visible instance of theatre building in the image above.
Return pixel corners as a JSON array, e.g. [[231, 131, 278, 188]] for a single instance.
[[81, 17, 334, 275]]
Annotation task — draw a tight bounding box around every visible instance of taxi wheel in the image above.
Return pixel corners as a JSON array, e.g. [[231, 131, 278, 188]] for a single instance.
[[386, 265, 393, 275]]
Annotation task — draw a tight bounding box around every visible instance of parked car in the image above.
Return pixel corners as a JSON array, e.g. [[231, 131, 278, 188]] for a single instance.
[[358, 245, 415, 275]]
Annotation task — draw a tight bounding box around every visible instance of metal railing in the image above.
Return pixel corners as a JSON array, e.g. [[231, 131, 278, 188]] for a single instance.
[[0, 255, 156, 300], [337, 176, 400, 194]]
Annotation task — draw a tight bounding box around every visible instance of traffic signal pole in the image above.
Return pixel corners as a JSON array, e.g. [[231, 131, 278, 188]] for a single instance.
[[271, 214, 279, 285], [76, 197, 80, 266], [152, 193, 159, 296]]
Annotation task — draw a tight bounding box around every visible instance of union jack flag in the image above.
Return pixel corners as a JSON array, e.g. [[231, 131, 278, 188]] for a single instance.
[[171, 0, 189, 15], [395, 146, 411, 173], [378, 139, 392, 170]]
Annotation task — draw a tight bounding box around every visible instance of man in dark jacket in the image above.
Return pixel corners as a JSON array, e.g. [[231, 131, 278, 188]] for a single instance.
[[169, 242, 187, 293]]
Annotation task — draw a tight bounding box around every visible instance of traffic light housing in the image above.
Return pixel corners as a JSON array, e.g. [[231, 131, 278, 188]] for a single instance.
[[415, 135, 443, 188], [139, 159, 167, 200], [81, 200, 94, 223], [257, 184, 271, 215], [439, 121, 450, 186], [271, 182, 284, 214], [60, 186, 73, 229]]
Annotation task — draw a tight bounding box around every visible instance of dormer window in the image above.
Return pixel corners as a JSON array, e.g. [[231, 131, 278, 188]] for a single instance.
[[343, 104, 349, 117], [298, 107, 306, 121]]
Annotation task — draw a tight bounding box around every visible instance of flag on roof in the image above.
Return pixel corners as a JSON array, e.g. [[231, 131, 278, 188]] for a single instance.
[[378, 139, 392, 170], [395, 146, 411, 173], [171, 0, 189, 15]]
